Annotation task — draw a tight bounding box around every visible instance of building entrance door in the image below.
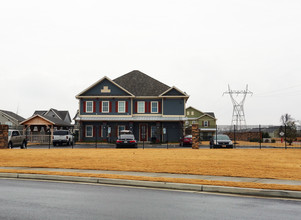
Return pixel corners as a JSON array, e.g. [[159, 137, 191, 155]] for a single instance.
[[139, 124, 148, 141]]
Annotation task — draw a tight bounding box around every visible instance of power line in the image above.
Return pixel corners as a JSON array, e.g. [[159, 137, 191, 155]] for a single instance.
[[256, 83, 301, 97]]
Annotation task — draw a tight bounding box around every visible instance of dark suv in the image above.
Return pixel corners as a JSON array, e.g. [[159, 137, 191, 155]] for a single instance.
[[116, 134, 137, 148], [210, 134, 233, 149]]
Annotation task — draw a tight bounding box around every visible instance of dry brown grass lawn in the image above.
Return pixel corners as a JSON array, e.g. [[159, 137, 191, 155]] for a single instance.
[[0, 149, 301, 191]]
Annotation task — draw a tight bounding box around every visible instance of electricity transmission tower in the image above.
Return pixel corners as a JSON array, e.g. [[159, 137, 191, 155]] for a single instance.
[[223, 85, 253, 129]]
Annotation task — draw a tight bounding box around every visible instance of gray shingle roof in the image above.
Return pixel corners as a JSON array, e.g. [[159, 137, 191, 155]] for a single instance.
[[113, 70, 170, 96], [205, 112, 216, 118], [0, 110, 25, 122], [33, 109, 72, 126], [33, 110, 47, 116], [41, 115, 72, 126]]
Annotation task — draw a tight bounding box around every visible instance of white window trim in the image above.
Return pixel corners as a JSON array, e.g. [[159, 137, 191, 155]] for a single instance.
[[118, 101, 126, 113], [204, 121, 209, 127], [187, 111, 190, 116], [137, 101, 145, 113], [102, 101, 109, 113], [86, 125, 93, 137], [86, 101, 93, 113], [151, 101, 158, 113]]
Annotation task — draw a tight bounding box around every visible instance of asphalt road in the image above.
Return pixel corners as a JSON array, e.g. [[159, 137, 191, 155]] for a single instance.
[[0, 179, 300, 220]]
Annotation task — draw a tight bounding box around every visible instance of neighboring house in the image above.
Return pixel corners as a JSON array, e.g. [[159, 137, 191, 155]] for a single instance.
[[185, 106, 217, 141], [75, 70, 189, 143], [0, 109, 25, 129], [20, 108, 73, 142], [33, 108, 72, 125]]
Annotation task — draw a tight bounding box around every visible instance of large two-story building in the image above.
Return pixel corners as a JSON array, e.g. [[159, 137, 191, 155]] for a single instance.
[[75, 70, 189, 143]]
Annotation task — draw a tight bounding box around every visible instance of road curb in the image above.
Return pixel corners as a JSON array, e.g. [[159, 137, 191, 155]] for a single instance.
[[1, 173, 301, 199]]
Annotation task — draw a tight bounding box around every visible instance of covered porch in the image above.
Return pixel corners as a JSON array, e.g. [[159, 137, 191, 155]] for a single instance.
[[21, 115, 73, 144]]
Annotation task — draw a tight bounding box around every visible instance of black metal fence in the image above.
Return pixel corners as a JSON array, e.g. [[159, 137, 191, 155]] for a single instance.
[[19, 124, 301, 149], [213, 125, 301, 149]]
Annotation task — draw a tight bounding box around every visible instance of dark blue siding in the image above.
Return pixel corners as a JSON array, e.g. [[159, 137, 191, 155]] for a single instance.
[[80, 99, 132, 116], [80, 121, 183, 143], [163, 99, 185, 115], [133, 99, 162, 114], [163, 88, 185, 96], [82, 79, 131, 96]]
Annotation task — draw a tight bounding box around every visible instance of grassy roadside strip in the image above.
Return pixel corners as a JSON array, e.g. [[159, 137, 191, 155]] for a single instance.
[[1, 169, 301, 192]]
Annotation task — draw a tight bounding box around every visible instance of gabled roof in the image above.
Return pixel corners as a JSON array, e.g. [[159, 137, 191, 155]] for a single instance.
[[32, 109, 72, 125], [44, 108, 70, 121], [45, 109, 62, 120], [198, 113, 216, 120], [159, 86, 189, 97], [33, 110, 47, 116], [76, 76, 134, 98], [0, 109, 25, 122], [186, 106, 216, 120], [58, 110, 71, 122], [21, 114, 72, 127], [113, 70, 171, 96]]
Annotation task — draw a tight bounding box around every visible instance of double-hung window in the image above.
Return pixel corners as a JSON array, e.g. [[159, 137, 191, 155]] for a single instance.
[[151, 101, 158, 113], [118, 101, 125, 113], [102, 101, 109, 113], [137, 101, 145, 113], [86, 101, 93, 113], [204, 121, 209, 127], [86, 125, 93, 137], [151, 126, 157, 138]]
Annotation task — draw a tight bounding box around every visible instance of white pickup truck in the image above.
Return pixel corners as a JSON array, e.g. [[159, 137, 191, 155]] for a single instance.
[[8, 129, 27, 149], [53, 130, 74, 146]]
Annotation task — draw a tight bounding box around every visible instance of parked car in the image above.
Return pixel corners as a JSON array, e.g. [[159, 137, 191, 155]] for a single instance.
[[119, 130, 133, 135], [116, 134, 137, 148], [210, 134, 233, 149], [8, 129, 27, 149], [53, 130, 74, 146], [179, 135, 192, 146]]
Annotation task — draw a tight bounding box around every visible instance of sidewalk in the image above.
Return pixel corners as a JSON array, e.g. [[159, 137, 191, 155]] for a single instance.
[[1, 166, 301, 186], [1, 166, 301, 199]]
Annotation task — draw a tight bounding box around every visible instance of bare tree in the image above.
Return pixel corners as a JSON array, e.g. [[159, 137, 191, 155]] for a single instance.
[[279, 113, 297, 145]]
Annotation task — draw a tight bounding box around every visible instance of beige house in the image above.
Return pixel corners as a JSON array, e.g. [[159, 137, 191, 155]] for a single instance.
[[0, 109, 25, 129]]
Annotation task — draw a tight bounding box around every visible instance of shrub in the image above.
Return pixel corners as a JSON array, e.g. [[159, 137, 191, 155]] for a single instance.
[[249, 138, 260, 142]]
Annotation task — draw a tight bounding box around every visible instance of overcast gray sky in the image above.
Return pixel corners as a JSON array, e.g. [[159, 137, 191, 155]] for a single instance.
[[1, 0, 301, 125]]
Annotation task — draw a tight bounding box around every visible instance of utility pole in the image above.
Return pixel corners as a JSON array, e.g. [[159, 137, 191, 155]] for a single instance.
[[223, 85, 253, 130]]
